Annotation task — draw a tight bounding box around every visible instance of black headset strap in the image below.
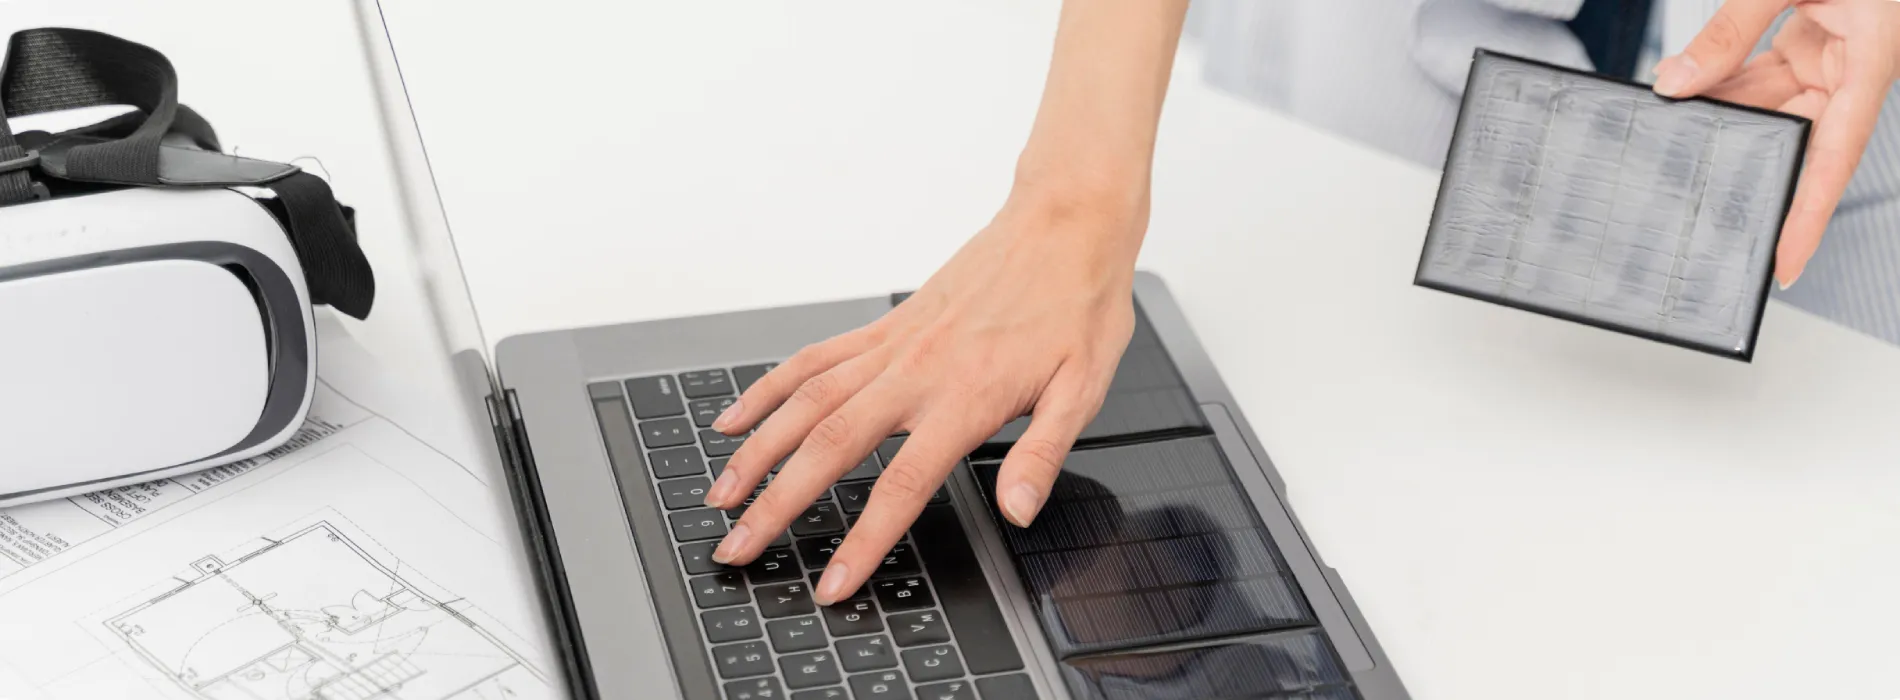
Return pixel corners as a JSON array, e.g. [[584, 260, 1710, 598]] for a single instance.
[[0, 28, 182, 190], [0, 121, 32, 204], [0, 27, 375, 320]]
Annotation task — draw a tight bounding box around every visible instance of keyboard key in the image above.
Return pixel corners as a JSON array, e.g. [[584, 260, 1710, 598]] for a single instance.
[[838, 456, 880, 483], [701, 429, 747, 457], [974, 674, 1037, 700], [849, 670, 910, 700], [834, 482, 874, 513], [670, 509, 730, 542], [733, 363, 777, 393], [712, 640, 773, 679], [790, 688, 846, 700], [873, 576, 935, 612], [791, 502, 845, 537], [625, 375, 686, 419], [873, 543, 920, 578], [900, 645, 964, 683], [679, 542, 723, 575], [778, 650, 843, 689], [796, 535, 843, 569], [711, 457, 730, 479], [680, 369, 735, 398], [691, 571, 750, 608], [745, 548, 803, 584], [767, 616, 828, 653], [822, 597, 882, 637], [640, 418, 696, 449], [910, 504, 1024, 674], [690, 396, 737, 428], [660, 477, 714, 510], [837, 635, 898, 672], [648, 446, 707, 478], [888, 610, 951, 647], [915, 680, 976, 700], [725, 677, 784, 700], [730, 486, 767, 519], [809, 571, 874, 601], [757, 581, 817, 618], [702, 607, 762, 643], [876, 436, 907, 465]]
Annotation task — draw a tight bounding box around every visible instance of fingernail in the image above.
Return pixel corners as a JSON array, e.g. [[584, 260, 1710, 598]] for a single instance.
[[815, 562, 852, 605], [1003, 484, 1044, 527], [711, 399, 743, 432], [706, 470, 740, 507], [1653, 55, 1697, 97], [712, 523, 751, 564], [1778, 270, 1800, 290]]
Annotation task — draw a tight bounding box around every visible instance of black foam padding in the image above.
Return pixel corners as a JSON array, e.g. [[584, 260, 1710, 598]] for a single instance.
[[1058, 629, 1358, 700], [973, 437, 1316, 659], [978, 301, 1206, 456], [1416, 50, 1809, 360]]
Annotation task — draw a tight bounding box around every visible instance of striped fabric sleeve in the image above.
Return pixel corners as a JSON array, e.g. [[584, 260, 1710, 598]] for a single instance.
[[1479, 0, 1587, 19]]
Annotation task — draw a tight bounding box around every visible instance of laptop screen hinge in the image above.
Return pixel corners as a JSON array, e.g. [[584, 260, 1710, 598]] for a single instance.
[[486, 388, 601, 700], [486, 391, 532, 473]]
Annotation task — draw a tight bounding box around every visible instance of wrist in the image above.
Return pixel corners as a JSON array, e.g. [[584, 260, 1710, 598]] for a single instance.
[[999, 165, 1152, 271], [1009, 155, 1151, 230]]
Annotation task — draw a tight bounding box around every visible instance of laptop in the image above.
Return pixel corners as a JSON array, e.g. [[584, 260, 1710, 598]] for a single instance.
[[485, 281, 1413, 700], [350, 4, 1413, 700]]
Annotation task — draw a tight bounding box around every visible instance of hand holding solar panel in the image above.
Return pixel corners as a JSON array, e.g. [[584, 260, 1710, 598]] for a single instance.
[[1417, 50, 1810, 360]]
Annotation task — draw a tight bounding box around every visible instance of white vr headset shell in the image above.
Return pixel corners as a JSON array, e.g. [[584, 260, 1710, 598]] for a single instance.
[[0, 187, 316, 506]]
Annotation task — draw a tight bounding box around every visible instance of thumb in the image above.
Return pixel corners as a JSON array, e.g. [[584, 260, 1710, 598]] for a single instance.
[[993, 366, 1104, 528], [1655, 0, 1790, 98]]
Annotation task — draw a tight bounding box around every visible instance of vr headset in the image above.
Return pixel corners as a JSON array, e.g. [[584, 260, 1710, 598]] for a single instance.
[[0, 29, 374, 506]]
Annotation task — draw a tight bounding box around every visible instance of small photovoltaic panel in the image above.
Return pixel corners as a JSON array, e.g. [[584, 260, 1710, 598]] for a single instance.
[[1416, 50, 1808, 360], [1059, 629, 1357, 700], [974, 437, 1358, 698]]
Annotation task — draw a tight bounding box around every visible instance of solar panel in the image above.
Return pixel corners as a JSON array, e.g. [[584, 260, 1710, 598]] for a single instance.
[[1058, 629, 1358, 700], [1416, 50, 1808, 360], [972, 437, 1317, 658]]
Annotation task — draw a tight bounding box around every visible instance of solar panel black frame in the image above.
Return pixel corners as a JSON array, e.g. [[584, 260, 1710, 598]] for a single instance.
[[1415, 49, 1811, 362]]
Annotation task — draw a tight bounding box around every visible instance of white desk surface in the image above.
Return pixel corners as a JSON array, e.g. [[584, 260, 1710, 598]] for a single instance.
[[7, 1, 1899, 698]]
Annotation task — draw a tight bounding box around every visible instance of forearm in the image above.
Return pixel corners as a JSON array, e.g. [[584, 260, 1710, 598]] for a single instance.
[[1013, 0, 1192, 220]]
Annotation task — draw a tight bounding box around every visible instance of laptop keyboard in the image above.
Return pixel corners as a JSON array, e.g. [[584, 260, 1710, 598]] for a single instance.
[[589, 365, 1035, 700]]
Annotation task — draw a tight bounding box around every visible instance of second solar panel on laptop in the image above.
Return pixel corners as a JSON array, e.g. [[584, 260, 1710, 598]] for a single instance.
[[1416, 50, 1810, 361]]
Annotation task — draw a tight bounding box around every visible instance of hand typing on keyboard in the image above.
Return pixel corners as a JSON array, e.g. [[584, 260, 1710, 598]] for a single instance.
[[698, 185, 1149, 605], [696, 0, 1186, 607]]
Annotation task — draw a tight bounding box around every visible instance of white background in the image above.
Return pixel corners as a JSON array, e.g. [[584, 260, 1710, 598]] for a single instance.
[[5, 1, 1900, 698]]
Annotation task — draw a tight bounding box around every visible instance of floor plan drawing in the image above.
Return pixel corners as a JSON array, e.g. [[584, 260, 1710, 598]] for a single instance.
[[103, 521, 545, 700]]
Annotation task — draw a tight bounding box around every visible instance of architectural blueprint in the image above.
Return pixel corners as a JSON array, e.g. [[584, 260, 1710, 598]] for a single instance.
[[105, 520, 541, 700], [0, 322, 561, 700]]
